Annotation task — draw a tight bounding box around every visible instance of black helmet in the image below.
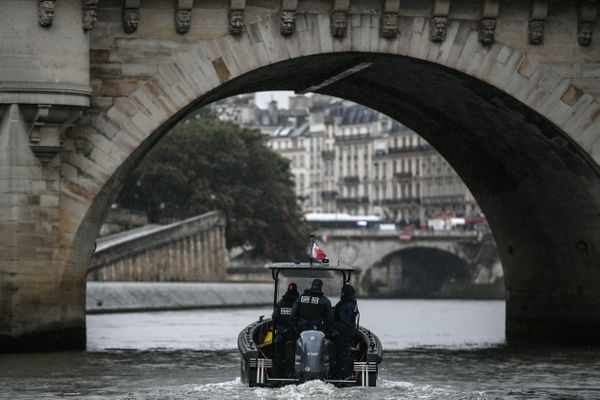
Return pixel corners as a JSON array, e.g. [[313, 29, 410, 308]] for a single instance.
[[311, 278, 323, 291], [287, 282, 298, 294], [341, 284, 355, 297]]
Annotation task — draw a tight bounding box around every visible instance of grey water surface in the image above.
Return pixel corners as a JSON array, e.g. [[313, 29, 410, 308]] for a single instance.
[[1, 299, 599, 399]]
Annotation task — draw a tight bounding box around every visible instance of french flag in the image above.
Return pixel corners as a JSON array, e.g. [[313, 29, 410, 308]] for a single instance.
[[311, 242, 327, 262]]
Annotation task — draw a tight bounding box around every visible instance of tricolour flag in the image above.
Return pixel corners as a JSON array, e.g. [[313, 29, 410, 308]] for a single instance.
[[311, 242, 327, 261]]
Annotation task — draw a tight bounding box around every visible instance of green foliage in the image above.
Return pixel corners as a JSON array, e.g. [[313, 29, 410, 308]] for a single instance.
[[118, 109, 308, 260]]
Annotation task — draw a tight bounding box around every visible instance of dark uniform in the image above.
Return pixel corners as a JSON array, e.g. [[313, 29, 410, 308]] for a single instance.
[[271, 283, 299, 377], [290, 279, 334, 333], [333, 284, 359, 379]]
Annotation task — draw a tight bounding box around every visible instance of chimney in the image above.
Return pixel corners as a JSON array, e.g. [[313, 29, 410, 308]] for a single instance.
[[268, 100, 279, 124]]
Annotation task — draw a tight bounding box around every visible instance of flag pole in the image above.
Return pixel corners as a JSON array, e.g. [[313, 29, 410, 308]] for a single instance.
[[310, 233, 314, 267]]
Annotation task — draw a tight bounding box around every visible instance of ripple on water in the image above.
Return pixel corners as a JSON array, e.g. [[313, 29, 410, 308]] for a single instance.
[[187, 378, 492, 400]]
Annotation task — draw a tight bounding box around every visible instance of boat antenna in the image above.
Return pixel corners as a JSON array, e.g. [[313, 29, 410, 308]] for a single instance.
[[309, 233, 314, 267]]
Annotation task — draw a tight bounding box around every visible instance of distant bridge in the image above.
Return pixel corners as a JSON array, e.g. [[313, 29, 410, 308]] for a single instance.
[[317, 228, 503, 298]]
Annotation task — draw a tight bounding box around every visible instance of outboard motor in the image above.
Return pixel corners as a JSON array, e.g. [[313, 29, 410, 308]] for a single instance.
[[294, 330, 330, 381]]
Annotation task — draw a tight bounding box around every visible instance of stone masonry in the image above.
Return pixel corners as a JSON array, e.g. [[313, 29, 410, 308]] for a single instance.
[[88, 211, 227, 282], [1, 0, 600, 351]]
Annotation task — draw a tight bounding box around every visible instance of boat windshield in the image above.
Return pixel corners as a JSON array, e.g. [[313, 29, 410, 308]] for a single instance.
[[276, 269, 345, 301]]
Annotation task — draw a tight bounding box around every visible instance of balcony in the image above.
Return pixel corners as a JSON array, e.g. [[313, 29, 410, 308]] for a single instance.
[[321, 150, 335, 160], [320, 190, 338, 200], [336, 196, 369, 204], [381, 197, 421, 206], [393, 171, 413, 180], [335, 133, 371, 142], [420, 194, 465, 205], [388, 144, 433, 154], [342, 176, 360, 184]]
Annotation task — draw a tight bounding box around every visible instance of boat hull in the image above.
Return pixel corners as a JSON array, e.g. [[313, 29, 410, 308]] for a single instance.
[[237, 318, 382, 387]]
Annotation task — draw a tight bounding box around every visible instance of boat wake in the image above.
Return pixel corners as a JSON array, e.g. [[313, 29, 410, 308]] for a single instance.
[[189, 378, 490, 400]]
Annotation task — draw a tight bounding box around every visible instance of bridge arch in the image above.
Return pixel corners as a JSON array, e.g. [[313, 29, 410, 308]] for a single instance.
[[4, 2, 600, 350], [363, 246, 474, 297], [69, 7, 600, 345]]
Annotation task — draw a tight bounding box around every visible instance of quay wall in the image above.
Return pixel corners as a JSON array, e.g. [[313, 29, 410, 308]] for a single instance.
[[87, 282, 272, 314]]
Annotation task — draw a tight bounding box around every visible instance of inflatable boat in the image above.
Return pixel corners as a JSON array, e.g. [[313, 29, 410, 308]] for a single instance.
[[237, 262, 383, 387]]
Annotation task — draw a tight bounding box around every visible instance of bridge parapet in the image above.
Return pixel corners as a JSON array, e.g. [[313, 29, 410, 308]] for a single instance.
[[88, 211, 227, 282], [318, 228, 483, 242]]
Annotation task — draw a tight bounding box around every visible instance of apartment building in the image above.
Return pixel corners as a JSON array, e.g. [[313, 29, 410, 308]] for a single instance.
[[215, 94, 480, 224]]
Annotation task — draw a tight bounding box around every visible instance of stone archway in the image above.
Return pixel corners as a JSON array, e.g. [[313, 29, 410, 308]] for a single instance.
[[77, 49, 600, 346], [3, 1, 600, 350], [363, 247, 474, 298]]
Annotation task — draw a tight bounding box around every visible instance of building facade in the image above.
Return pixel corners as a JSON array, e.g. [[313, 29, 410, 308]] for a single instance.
[[215, 94, 480, 225]]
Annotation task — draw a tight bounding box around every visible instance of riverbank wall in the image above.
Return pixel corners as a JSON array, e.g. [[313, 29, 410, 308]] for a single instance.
[[86, 282, 272, 314]]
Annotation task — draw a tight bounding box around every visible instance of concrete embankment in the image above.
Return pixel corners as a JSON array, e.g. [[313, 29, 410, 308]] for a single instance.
[[86, 282, 272, 314]]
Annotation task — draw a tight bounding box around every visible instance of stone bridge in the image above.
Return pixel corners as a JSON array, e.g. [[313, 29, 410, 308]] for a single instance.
[[2, 0, 600, 350], [88, 211, 228, 282], [319, 228, 502, 297]]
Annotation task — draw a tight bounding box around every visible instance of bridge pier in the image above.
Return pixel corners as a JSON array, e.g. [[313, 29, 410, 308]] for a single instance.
[[506, 297, 600, 345], [0, 103, 89, 352], [0, 0, 91, 352], [503, 248, 600, 345]]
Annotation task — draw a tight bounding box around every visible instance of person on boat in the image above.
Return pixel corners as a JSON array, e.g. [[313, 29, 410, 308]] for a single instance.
[[291, 278, 334, 333], [271, 282, 299, 377], [333, 284, 359, 379]]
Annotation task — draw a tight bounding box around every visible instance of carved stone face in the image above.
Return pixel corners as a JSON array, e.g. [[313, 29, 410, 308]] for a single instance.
[[529, 20, 544, 45], [229, 10, 244, 35], [175, 9, 192, 34], [330, 11, 347, 38], [381, 12, 399, 38], [280, 10, 295, 36], [38, 0, 55, 27], [82, 9, 98, 32], [578, 21, 594, 47], [478, 18, 496, 45], [123, 9, 139, 34], [430, 16, 447, 42]]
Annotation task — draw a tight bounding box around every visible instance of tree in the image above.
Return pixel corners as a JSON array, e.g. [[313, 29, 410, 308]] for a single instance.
[[118, 109, 308, 261]]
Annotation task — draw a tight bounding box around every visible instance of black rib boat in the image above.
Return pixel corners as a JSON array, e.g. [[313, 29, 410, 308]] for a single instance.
[[237, 262, 383, 387]]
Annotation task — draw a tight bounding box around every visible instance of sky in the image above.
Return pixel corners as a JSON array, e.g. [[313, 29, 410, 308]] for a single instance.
[[254, 91, 295, 109]]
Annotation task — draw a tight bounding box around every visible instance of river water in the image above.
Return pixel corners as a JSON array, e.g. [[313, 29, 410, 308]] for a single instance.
[[1, 299, 599, 399]]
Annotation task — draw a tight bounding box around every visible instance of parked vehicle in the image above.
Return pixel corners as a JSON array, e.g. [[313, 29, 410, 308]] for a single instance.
[[305, 213, 381, 230]]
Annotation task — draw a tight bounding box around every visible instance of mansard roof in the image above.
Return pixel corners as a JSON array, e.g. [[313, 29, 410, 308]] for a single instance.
[[272, 121, 309, 138], [339, 105, 379, 126]]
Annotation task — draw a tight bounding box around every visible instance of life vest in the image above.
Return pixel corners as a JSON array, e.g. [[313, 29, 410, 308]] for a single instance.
[[276, 295, 296, 329], [334, 297, 358, 332], [297, 293, 326, 323]]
